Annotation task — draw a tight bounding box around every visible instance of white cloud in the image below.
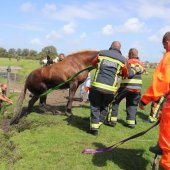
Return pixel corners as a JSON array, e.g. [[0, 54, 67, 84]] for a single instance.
[[148, 35, 160, 43], [30, 38, 42, 45], [0, 23, 44, 31], [42, 2, 125, 21], [129, 0, 170, 20], [119, 18, 148, 33], [80, 32, 87, 39], [63, 23, 75, 34], [20, 2, 35, 12], [46, 22, 76, 41], [101, 18, 148, 35], [102, 25, 114, 35], [46, 30, 62, 40], [149, 25, 170, 42]]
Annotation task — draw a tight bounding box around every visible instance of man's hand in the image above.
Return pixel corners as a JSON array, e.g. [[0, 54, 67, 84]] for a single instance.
[[139, 101, 145, 110], [8, 101, 13, 104], [135, 66, 141, 73]]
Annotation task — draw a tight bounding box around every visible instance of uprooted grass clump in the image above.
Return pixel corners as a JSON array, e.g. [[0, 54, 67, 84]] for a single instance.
[[0, 130, 22, 169]]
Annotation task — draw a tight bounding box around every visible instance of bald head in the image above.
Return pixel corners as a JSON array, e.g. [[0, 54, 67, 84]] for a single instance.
[[110, 41, 121, 50], [128, 48, 139, 59], [1, 84, 7, 92]]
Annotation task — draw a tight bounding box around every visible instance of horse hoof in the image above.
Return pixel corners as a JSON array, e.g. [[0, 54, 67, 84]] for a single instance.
[[65, 111, 72, 117], [10, 118, 19, 125]]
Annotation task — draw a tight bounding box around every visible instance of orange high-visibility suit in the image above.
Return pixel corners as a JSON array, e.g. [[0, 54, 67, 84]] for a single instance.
[[140, 51, 170, 169]]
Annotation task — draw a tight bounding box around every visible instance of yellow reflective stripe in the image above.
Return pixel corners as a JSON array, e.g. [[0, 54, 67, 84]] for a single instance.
[[107, 103, 112, 121], [91, 123, 100, 129], [152, 96, 165, 117], [131, 64, 144, 72], [99, 122, 103, 127], [110, 117, 117, 122], [121, 79, 142, 84], [131, 69, 136, 74], [92, 82, 118, 92], [126, 120, 135, 125], [99, 56, 124, 67], [113, 64, 121, 87], [93, 58, 102, 82], [152, 104, 161, 116], [148, 116, 157, 122], [158, 96, 165, 105], [149, 116, 158, 122], [149, 116, 157, 122]]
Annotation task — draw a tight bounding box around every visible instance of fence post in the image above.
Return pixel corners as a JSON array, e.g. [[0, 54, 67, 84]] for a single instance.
[[7, 66, 11, 96]]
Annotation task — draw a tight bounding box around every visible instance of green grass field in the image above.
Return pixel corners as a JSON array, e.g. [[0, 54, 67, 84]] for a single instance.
[[0, 58, 160, 170]]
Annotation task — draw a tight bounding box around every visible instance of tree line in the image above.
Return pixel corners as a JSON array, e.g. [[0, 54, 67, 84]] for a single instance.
[[0, 45, 58, 60]]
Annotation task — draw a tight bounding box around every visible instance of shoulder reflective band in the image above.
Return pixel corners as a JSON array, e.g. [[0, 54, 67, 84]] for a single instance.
[[121, 79, 142, 84], [99, 56, 124, 67]]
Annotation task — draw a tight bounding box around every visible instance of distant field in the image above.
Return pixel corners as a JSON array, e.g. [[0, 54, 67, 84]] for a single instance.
[[0, 58, 40, 76], [0, 58, 159, 170]]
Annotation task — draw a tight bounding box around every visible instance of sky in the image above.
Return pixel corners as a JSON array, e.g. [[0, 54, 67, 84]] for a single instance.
[[0, 0, 170, 62]]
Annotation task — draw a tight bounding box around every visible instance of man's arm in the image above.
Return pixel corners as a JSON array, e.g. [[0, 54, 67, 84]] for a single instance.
[[0, 95, 13, 104], [121, 62, 139, 78], [139, 53, 170, 109]]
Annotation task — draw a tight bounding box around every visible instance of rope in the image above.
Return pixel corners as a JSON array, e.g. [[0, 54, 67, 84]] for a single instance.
[[40, 65, 93, 97], [152, 154, 158, 170], [82, 120, 160, 154]]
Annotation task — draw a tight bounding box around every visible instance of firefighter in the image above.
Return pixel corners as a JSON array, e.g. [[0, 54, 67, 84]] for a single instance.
[[105, 48, 145, 128], [89, 42, 140, 135], [139, 31, 170, 170]]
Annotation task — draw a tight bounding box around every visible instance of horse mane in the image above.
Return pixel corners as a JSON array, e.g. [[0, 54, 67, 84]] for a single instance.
[[66, 49, 99, 57]]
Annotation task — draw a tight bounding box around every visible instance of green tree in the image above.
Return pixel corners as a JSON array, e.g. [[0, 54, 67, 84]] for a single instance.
[[8, 48, 16, 58], [41, 45, 58, 59], [0, 47, 7, 58], [16, 48, 22, 56], [22, 48, 29, 57], [29, 49, 37, 56], [8, 48, 16, 55]]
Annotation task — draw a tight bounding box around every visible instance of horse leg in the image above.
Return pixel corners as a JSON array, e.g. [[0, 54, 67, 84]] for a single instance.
[[39, 95, 47, 106], [27, 95, 39, 114], [39, 96, 52, 112], [39, 95, 50, 110], [66, 81, 78, 116]]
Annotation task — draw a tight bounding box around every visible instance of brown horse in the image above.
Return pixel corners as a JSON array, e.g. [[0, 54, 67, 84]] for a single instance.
[[10, 50, 99, 124]]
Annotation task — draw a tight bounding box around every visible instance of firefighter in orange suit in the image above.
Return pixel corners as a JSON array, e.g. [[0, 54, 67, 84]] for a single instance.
[[139, 31, 170, 170]]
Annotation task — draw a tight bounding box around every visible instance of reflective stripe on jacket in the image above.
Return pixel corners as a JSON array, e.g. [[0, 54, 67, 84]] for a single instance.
[[92, 48, 126, 93], [121, 58, 145, 90]]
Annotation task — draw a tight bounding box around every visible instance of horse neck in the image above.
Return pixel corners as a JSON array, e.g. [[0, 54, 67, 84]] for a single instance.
[[82, 51, 98, 67]]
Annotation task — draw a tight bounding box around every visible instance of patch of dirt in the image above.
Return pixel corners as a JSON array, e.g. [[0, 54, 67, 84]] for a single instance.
[[9, 82, 88, 107]]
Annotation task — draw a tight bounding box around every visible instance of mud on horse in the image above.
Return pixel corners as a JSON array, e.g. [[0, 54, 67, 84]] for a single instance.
[[10, 50, 99, 124]]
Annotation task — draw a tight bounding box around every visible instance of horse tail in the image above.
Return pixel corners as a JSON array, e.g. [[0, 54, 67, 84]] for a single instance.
[[10, 84, 27, 125]]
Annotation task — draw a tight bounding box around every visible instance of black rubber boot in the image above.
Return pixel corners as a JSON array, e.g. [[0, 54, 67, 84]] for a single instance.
[[149, 143, 162, 155], [104, 121, 116, 127], [90, 129, 99, 136], [127, 124, 135, 128], [159, 165, 166, 170]]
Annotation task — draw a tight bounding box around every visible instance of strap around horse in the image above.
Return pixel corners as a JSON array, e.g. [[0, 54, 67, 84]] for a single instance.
[[82, 120, 160, 154], [40, 65, 94, 97]]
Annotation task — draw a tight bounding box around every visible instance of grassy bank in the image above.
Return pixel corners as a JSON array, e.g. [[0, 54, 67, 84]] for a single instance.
[[0, 60, 159, 170]]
